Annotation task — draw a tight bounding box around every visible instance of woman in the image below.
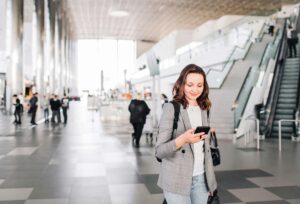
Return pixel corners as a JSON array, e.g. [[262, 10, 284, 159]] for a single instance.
[[155, 64, 217, 204]]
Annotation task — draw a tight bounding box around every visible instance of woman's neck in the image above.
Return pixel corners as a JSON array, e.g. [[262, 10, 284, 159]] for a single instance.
[[187, 99, 198, 106]]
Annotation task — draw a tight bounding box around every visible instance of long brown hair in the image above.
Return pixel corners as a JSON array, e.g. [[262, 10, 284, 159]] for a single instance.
[[172, 64, 211, 110]]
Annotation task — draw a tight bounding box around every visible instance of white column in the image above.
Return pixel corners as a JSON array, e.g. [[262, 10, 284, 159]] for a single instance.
[[5, 0, 24, 113]]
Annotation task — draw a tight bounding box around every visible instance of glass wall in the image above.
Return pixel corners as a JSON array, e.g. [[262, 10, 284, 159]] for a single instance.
[[78, 39, 136, 93]]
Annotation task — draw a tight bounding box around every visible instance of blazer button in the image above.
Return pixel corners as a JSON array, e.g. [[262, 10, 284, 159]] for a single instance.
[[181, 149, 185, 154]]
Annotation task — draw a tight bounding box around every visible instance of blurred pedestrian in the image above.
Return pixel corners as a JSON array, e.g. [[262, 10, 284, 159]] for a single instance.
[[29, 93, 38, 125], [50, 95, 61, 123], [14, 98, 22, 125], [61, 94, 69, 124], [128, 94, 150, 147], [42, 95, 50, 123], [161, 93, 169, 107], [287, 25, 297, 58]]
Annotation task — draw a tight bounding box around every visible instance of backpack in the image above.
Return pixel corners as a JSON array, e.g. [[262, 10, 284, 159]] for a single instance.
[[156, 100, 180, 162]]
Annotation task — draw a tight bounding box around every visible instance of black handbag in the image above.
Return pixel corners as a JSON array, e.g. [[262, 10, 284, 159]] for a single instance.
[[210, 132, 221, 166], [207, 190, 220, 204]]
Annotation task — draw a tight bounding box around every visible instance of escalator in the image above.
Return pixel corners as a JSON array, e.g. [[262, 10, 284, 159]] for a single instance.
[[263, 18, 300, 139], [270, 56, 300, 138]]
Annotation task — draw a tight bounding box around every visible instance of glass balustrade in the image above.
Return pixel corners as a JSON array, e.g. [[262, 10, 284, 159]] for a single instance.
[[233, 26, 284, 128]]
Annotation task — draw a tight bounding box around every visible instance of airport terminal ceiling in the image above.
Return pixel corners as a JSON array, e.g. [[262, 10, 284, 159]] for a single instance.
[[59, 0, 300, 42]]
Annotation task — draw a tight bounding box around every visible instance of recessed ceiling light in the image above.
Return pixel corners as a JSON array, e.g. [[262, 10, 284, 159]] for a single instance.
[[109, 10, 129, 17]]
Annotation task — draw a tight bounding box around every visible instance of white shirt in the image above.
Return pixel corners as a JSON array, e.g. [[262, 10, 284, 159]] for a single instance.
[[287, 28, 293, 39], [186, 105, 205, 176]]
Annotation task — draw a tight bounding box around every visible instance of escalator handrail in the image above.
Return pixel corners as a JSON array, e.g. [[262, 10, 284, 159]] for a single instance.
[[232, 67, 252, 110], [264, 20, 288, 137], [295, 6, 300, 33], [296, 60, 300, 122], [295, 6, 300, 122]]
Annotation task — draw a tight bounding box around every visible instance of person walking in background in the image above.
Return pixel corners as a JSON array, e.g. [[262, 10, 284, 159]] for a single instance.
[[42, 95, 50, 123], [268, 18, 275, 36], [155, 64, 217, 204], [61, 94, 69, 124], [128, 93, 150, 147], [14, 98, 22, 125], [50, 95, 61, 123], [161, 93, 169, 108], [49, 93, 55, 116], [29, 92, 38, 125], [18, 92, 24, 111], [12, 94, 17, 115], [287, 25, 297, 58]]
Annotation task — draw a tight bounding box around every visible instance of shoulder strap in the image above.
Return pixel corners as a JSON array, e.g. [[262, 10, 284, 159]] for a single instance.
[[211, 132, 218, 147], [170, 100, 180, 140], [207, 109, 210, 125]]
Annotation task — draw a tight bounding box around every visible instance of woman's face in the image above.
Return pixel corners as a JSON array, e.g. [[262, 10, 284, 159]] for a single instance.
[[184, 73, 204, 104]]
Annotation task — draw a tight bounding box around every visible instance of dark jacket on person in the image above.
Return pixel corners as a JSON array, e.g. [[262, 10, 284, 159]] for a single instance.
[[128, 99, 150, 124], [29, 96, 38, 107], [51, 99, 61, 111], [15, 99, 21, 112]]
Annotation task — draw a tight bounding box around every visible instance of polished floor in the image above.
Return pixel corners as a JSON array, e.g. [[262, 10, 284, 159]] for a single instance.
[[0, 101, 300, 204]]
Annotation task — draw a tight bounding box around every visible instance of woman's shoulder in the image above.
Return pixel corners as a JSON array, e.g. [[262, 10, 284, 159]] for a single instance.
[[162, 102, 180, 114]]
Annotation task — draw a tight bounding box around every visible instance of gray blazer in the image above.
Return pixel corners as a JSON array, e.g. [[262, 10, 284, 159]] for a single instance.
[[155, 103, 217, 195]]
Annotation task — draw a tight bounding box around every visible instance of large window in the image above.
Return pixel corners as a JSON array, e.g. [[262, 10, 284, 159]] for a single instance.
[[78, 39, 136, 93]]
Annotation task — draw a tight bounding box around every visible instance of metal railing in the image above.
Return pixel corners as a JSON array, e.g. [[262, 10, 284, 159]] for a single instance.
[[278, 119, 300, 152], [295, 6, 300, 130], [264, 20, 288, 137], [239, 115, 261, 150], [206, 33, 253, 76]]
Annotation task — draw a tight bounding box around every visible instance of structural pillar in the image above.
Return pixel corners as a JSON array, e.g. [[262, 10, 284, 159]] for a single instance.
[[33, 0, 45, 99], [5, 0, 24, 113]]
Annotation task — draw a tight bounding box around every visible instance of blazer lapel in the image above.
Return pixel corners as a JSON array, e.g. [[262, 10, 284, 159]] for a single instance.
[[181, 105, 192, 130], [201, 109, 208, 126], [180, 105, 194, 153]]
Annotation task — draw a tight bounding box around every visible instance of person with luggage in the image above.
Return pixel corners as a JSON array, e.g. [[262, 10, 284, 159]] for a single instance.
[[155, 64, 217, 204], [128, 93, 150, 147]]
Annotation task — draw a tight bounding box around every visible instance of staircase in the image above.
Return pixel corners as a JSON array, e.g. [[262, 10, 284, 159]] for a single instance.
[[271, 52, 300, 138], [210, 36, 272, 139]]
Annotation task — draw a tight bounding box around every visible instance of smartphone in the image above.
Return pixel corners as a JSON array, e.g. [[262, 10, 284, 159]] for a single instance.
[[194, 126, 210, 134]]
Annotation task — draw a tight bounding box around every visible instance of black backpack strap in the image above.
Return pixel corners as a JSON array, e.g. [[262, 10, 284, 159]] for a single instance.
[[170, 101, 180, 140], [155, 101, 180, 163], [207, 109, 210, 125]]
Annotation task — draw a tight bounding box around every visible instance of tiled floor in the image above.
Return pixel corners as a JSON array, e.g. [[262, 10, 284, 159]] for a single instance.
[[0, 101, 300, 204]]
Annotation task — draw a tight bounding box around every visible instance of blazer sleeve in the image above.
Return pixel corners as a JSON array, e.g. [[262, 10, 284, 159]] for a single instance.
[[155, 103, 178, 159]]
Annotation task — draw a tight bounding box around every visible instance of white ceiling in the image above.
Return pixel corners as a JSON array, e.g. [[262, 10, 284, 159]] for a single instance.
[[65, 0, 299, 42]]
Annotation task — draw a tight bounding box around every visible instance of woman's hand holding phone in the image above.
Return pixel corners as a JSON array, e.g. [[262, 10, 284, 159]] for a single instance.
[[176, 129, 207, 149], [187, 128, 208, 142]]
